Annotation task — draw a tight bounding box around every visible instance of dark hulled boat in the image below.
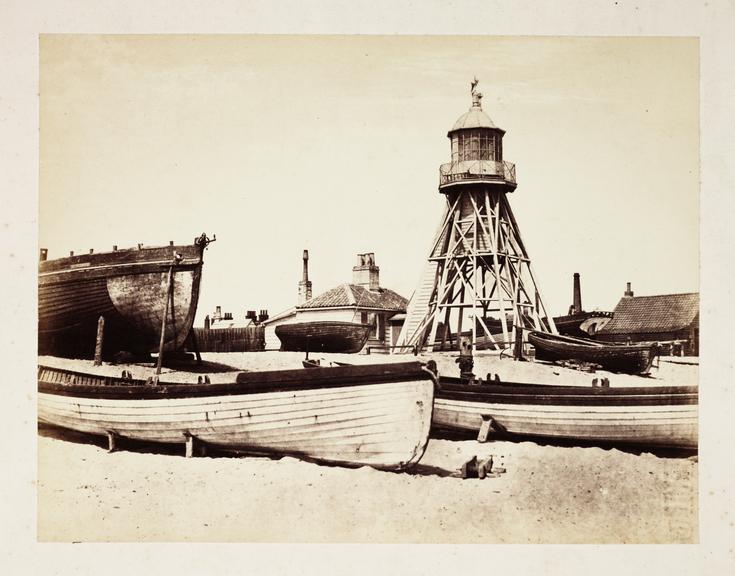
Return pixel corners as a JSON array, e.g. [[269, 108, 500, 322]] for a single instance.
[[38, 361, 436, 470], [528, 330, 659, 375], [550, 311, 613, 338], [276, 321, 372, 354], [434, 375, 697, 449], [38, 234, 213, 358]]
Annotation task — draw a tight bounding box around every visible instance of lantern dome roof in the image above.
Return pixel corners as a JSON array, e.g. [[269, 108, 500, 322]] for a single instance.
[[448, 78, 503, 134]]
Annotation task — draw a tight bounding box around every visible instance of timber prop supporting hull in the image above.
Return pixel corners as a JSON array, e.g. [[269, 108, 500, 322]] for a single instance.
[[37, 362, 436, 470], [434, 377, 698, 449], [38, 235, 211, 358], [275, 321, 373, 354], [529, 330, 659, 375]]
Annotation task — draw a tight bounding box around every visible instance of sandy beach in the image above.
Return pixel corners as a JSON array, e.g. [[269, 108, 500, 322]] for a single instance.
[[37, 351, 698, 543]]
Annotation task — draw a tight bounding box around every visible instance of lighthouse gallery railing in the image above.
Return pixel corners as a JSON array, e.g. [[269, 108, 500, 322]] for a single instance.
[[439, 160, 516, 187]]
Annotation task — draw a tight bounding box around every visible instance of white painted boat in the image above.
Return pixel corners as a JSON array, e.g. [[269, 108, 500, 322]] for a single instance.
[[38, 362, 436, 470], [434, 377, 697, 449]]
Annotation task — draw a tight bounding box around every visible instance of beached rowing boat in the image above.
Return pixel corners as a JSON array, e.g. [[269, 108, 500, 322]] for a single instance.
[[38, 362, 436, 470], [528, 330, 659, 375], [38, 234, 213, 358], [433, 375, 697, 449], [276, 321, 372, 354]]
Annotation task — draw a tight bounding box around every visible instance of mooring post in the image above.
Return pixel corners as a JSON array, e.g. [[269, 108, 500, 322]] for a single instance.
[[94, 316, 105, 366]]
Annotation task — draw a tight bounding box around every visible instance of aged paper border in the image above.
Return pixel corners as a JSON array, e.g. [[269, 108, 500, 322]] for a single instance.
[[2, 0, 733, 574]]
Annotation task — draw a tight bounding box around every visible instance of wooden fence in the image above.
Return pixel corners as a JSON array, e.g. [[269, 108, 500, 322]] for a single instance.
[[190, 327, 265, 353]]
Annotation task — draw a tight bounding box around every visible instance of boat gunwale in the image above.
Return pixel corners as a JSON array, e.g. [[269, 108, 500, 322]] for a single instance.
[[437, 377, 698, 406], [38, 362, 435, 400]]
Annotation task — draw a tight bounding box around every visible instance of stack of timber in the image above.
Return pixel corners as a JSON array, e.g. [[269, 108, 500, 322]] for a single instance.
[[528, 330, 659, 375], [275, 321, 372, 354], [37, 361, 436, 470], [191, 327, 265, 352], [38, 234, 212, 358], [433, 375, 698, 449]]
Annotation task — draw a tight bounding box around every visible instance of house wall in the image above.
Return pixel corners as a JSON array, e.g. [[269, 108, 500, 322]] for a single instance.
[[295, 308, 358, 323], [263, 315, 297, 350]]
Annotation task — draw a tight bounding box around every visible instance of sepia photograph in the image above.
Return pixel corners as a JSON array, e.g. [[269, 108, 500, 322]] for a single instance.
[[37, 34, 699, 543], [2, 1, 734, 575]]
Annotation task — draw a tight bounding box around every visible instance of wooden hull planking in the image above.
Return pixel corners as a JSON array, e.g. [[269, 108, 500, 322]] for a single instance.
[[37, 363, 435, 470], [529, 330, 658, 375], [276, 322, 372, 354], [434, 379, 697, 449], [38, 241, 206, 357]]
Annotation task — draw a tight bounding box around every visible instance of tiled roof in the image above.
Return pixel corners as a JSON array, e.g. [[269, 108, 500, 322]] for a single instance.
[[297, 284, 408, 312], [597, 292, 699, 335]]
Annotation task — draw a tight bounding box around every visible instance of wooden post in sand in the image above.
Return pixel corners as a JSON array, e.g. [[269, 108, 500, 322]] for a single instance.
[[94, 316, 105, 366], [184, 432, 196, 458], [477, 416, 495, 443], [513, 325, 524, 361], [106, 431, 117, 453], [155, 264, 175, 378]]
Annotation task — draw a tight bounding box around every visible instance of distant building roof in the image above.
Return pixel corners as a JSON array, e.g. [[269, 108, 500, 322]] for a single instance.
[[297, 283, 408, 312], [597, 292, 699, 335], [261, 306, 296, 326]]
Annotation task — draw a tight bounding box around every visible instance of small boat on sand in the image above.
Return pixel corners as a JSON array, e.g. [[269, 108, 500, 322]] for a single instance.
[[38, 361, 436, 470], [276, 321, 372, 354], [528, 330, 659, 375], [433, 375, 698, 449], [38, 234, 214, 358]]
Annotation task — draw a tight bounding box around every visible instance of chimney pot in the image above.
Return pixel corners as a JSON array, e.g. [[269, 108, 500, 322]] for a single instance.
[[352, 252, 380, 291], [624, 282, 634, 298]]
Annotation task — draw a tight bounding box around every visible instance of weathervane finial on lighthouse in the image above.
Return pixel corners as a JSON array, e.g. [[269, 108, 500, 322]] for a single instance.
[[470, 77, 482, 108]]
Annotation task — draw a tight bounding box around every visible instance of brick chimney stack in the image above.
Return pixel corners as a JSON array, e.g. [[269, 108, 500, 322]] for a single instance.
[[352, 253, 380, 291], [572, 272, 582, 314], [298, 249, 313, 304]]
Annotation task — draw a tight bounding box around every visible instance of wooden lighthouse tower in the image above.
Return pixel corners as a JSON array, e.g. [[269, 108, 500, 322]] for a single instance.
[[396, 80, 557, 352]]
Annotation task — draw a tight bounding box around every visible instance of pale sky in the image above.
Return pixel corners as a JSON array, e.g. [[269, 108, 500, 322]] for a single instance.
[[39, 35, 699, 324]]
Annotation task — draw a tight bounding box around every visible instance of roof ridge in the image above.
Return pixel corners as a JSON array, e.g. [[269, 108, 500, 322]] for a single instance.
[[623, 292, 699, 300], [343, 283, 357, 306]]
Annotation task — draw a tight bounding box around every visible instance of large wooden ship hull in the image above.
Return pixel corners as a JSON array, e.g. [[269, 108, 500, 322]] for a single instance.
[[528, 330, 659, 375], [434, 377, 698, 449], [37, 362, 435, 470], [38, 235, 211, 358], [275, 321, 372, 354]]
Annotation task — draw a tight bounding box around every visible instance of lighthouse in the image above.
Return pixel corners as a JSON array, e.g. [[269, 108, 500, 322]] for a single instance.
[[396, 79, 557, 352]]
